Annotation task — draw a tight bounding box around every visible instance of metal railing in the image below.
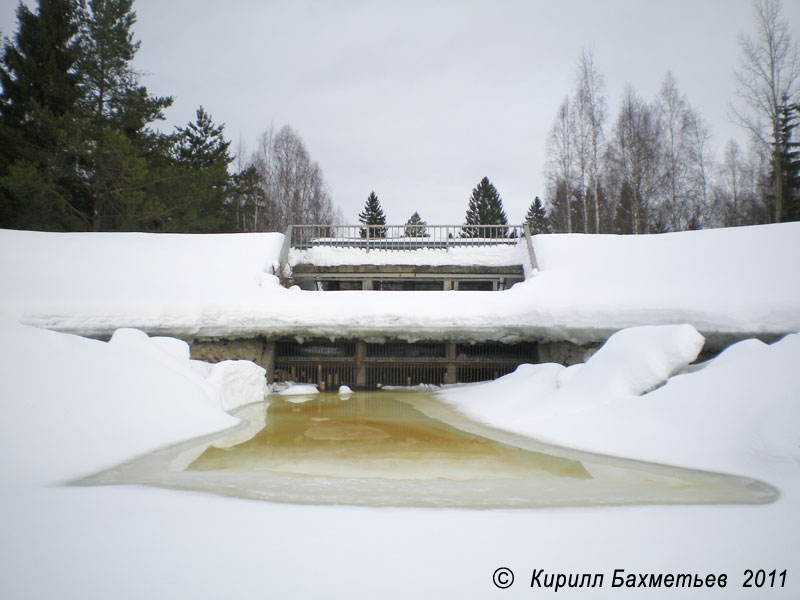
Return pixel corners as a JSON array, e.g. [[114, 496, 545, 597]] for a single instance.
[[290, 224, 523, 252]]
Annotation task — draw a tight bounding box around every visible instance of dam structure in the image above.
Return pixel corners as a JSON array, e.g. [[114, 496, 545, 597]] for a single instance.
[[191, 224, 589, 390]]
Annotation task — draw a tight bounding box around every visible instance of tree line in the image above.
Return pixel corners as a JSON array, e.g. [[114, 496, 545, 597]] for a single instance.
[[2, 0, 797, 236], [357, 176, 517, 239], [0, 0, 340, 233], [542, 0, 799, 235]]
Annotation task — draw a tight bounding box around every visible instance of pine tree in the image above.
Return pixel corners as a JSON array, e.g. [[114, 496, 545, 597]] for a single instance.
[[525, 196, 552, 234], [358, 191, 386, 238], [463, 176, 508, 237], [77, 0, 170, 126], [404, 211, 427, 237], [75, 0, 173, 231]]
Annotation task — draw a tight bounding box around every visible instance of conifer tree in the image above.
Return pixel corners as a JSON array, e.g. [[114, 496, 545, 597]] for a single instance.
[[525, 196, 552, 234], [165, 106, 235, 232], [0, 0, 82, 229], [463, 176, 508, 237], [174, 106, 231, 168], [77, 0, 170, 127], [404, 211, 427, 237], [0, 0, 80, 127], [72, 0, 173, 231], [358, 191, 386, 238], [775, 100, 800, 221]]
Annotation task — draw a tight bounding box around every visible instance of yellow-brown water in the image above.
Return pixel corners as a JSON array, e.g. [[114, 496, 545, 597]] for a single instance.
[[189, 393, 590, 481], [76, 391, 777, 508]]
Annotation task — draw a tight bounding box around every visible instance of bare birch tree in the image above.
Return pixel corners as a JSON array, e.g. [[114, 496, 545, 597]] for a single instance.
[[607, 85, 661, 234], [684, 106, 713, 227], [656, 72, 690, 231], [546, 96, 575, 232], [574, 48, 607, 233], [245, 125, 339, 232], [731, 0, 800, 222]]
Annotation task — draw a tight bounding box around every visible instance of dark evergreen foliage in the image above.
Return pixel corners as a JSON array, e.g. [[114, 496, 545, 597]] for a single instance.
[[164, 107, 236, 232], [778, 100, 800, 222], [462, 176, 508, 237], [404, 211, 427, 237], [0, 0, 83, 229], [524, 196, 551, 234], [0, 0, 237, 233], [358, 191, 386, 238], [0, 0, 80, 124]]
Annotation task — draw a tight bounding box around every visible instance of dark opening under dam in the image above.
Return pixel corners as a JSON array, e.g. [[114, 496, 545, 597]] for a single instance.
[[273, 338, 540, 390]]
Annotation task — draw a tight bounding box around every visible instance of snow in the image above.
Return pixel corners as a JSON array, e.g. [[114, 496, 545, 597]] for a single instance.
[[1, 223, 799, 344], [338, 385, 353, 395], [0, 223, 799, 598], [289, 241, 527, 267], [277, 383, 320, 396], [0, 320, 264, 486], [437, 325, 800, 483], [1, 319, 798, 598], [0, 229, 285, 338]]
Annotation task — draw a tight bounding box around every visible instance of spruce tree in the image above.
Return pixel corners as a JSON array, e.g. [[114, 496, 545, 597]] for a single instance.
[[163, 107, 235, 232], [174, 107, 231, 169], [463, 176, 508, 237], [0, 0, 80, 126], [358, 191, 386, 238], [777, 100, 800, 222], [404, 211, 427, 237], [0, 0, 83, 229], [525, 196, 552, 234]]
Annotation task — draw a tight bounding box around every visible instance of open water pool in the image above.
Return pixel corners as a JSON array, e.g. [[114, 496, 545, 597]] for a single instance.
[[76, 391, 777, 508]]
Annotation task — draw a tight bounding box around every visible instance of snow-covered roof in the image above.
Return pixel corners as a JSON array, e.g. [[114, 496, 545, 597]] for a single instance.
[[288, 242, 528, 268]]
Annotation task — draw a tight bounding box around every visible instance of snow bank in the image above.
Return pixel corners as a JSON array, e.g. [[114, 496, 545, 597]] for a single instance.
[[0, 229, 285, 338], [541, 324, 705, 413], [206, 361, 268, 412], [0, 320, 265, 485], [515, 223, 800, 343], [0, 223, 798, 343], [438, 325, 800, 483]]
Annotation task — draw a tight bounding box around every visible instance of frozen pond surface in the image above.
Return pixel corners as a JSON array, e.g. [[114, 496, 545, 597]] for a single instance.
[[77, 391, 777, 508]]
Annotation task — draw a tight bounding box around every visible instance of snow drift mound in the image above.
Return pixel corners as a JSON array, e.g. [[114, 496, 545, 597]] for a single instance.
[[0, 320, 266, 485], [438, 324, 800, 483]]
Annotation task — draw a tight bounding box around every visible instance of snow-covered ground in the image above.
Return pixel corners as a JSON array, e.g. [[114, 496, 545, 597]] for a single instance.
[[0, 319, 798, 598], [1, 224, 799, 598], [1, 223, 798, 344]]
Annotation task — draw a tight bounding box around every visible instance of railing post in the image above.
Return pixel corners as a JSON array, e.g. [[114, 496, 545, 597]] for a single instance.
[[278, 224, 293, 282], [523, 223, 539, 271], [366, 225, 370, 253]]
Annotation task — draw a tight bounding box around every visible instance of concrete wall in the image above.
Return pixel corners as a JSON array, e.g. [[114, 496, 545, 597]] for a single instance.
[[190, 338, 276, 382], [537, 340, 598, 366]]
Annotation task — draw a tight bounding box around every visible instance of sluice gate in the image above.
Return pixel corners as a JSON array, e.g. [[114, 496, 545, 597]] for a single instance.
[[273, 338, 539, 390]]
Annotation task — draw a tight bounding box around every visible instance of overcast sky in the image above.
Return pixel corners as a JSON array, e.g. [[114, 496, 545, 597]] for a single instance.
[[2, 0, 800, 224]]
